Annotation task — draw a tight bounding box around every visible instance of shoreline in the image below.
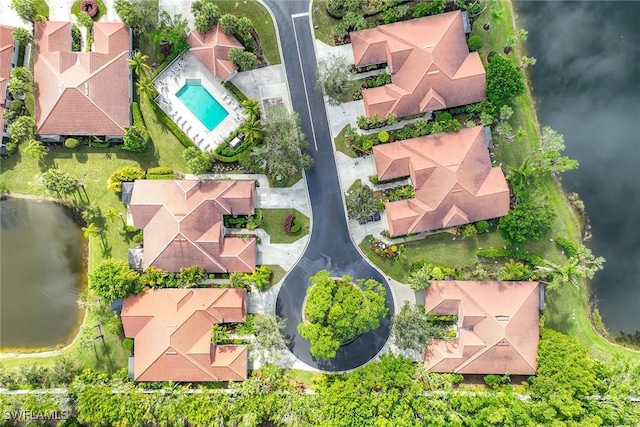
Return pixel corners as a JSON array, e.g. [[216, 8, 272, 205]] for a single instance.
[[505, 0, 640, 358]]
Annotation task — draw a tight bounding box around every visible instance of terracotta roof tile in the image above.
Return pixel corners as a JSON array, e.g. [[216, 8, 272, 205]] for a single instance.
[[373, 126, 509, 236], [34, 21, 131, 136], [129, 180, 256, 273], [122, 288, 247, 382], [188, 24, 243, 80], [425, 281, 540, 375], [351, 11, 485, 118]]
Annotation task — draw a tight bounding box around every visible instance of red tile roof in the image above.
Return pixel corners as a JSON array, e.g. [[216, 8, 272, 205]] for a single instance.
[[0, 25, 15, 136], [129, 180, 256, 273], [188, 24, 243, 81], [34, 21, 131, 136], [373, 126, 509, 236], [122, 288, 248, 382], [350, 11, 485, 118], [425, 281, 540, 375]]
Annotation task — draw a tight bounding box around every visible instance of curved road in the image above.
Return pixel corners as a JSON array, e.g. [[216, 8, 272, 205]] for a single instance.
[[262, 0, 394, 371]]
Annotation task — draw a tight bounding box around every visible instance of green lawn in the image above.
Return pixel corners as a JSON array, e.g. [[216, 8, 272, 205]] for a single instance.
[[34, 0, 49, 19], [334, 125, 358, 158], [312, 0, 340, 45], [261, 208, 309, 243], [213, 0, 281, 65], [266, 264, 286, 284]]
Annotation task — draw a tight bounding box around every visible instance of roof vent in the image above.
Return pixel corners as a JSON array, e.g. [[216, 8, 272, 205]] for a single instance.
[[427, 70, 440, 75], [496, 339, 510, 346], [495, 315, 510, 321], [84, 82, 89, 96], [423, 44, 435, 49]]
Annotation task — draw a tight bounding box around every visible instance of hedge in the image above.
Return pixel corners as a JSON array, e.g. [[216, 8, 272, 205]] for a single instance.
[[131, 101, 144, 127], [476, 248, 545, 267], [147, 98, 195, 149], [146, 166, 173, 175], [223, 81, 248, 103], [213, 134, 258, 163], [555, 236, 579, 258], [146, 174, 175, 180]]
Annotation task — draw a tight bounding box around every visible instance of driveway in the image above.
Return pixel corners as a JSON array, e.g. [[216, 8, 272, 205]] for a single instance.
[[261, 0, 394, 371]]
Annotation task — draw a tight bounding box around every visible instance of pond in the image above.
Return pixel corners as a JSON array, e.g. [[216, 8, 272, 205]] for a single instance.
[[0, 197, 86, 351], [517, 1, 640, 336]]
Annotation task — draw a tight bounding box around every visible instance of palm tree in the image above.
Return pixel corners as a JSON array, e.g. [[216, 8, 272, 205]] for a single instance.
[[498, 259, 531, 281], [241, 98, 261, 119], [135, 76, 157, 100], [408, 263, 433, 291], [128, 51, 151, 78], [483, 9, 504, 31], [241, 116, 264, 143], [104, 207, 125, 226], [211, 324, 230, 344], [82, 222, 102, 238], [23, 139, 46, 159]]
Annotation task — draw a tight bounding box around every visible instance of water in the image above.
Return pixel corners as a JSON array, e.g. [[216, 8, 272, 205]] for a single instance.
[[517, 1, 640, 335], [0, 198, 85, 350], [175, 81, 229, 131]]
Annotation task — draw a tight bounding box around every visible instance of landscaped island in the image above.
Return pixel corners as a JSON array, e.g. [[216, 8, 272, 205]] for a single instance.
[[298, 270, 388, 360]]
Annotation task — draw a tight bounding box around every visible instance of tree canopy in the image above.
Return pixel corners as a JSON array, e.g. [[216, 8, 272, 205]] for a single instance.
[[41, 168, 77, 196], [345, 181, 378, 223], [241, 105, 313, 183], [297, 270, 388, 360], [89, 259, 141, 302], [498, 190, 555, 245], [486, 54, 525, 109], [316, 54, 360, 105]]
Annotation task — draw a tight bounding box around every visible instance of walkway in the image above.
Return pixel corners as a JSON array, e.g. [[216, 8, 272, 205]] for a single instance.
[[262, 0, 394, 372]]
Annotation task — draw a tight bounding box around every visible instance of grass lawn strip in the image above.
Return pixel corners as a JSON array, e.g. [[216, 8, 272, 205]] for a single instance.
[[260, 208, 309, 243], [213, 0, 281, 65]]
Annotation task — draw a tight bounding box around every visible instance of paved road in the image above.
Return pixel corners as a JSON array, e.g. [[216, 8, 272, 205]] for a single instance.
[[262, 0, 394, 371]]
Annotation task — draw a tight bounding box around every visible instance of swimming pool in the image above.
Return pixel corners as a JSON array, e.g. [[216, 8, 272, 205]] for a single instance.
[[175, 81, 229, 131]]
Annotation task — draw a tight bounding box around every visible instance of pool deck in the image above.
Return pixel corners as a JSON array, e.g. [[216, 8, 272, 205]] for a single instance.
[[154, 52, 246, 152]]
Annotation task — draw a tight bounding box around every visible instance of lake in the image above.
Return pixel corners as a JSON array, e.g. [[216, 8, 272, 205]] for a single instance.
[[517, 1, 640, 335], [0, 197, 86, 351]]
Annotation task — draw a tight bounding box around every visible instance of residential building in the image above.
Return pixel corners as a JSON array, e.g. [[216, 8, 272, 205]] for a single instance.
[[373, 126, 509, 237], [122, 288, 248, 382], [350, 11, 485, 118], [128, 179, 256, 273], [188, 24, 243, 82], [34, 21, 131, 141], [425, 280, 542, 375]]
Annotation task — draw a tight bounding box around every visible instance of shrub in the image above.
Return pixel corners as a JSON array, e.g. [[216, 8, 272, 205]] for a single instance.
[[484, 374, 508, 389], [81, 0, 99, 18], [146, 166, 173, 176], [436, 112, 452, 122], [475, 220, 489, 233], [476, 248, 545, 267], [131, 101, 144, 127], [64, 138, 80, 148], [289, 218, 301, 233], [122, 338, 134, 352], [462, 224, 478, 238], [10, 99, 23, 111], [369, 175, 379, 185], [468, 35, 483, 52], [378, 131, 389, 143], [107, 166, 145, 192], [282, 214, 296, 233], [223, 82, 248, 102], [555, 236, 579, 258]]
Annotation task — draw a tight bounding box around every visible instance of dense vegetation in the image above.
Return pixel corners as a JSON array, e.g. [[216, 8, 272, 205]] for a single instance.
[[298, 270, 388, 359]]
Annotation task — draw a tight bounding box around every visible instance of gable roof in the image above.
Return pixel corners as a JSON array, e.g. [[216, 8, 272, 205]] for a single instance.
[[188, 24, 243, 81], [34, 21, 131, 136], [425, 281, 540, 375], [129, 180, 256, 273], [122, 288, 248, 382], [350, 11, 485, 118], [0, 25, 15, 136], [373, 126, 509, 236]]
